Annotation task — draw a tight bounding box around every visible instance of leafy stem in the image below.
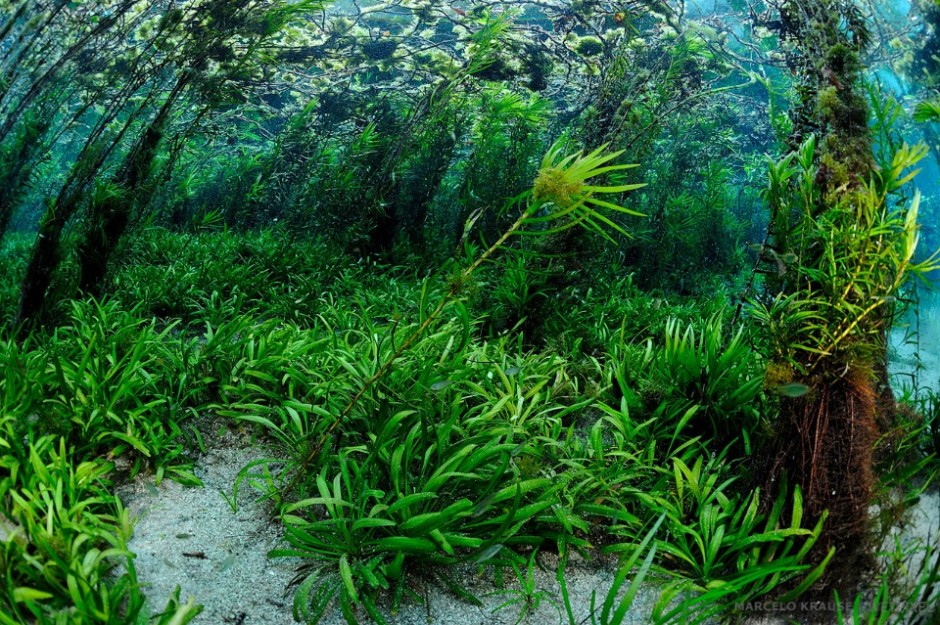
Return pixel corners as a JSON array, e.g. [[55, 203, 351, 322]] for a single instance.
[[279, 140, 645, 499]]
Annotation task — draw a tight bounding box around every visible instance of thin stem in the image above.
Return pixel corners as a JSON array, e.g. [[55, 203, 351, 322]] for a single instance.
[[280, 206, 533, 498]]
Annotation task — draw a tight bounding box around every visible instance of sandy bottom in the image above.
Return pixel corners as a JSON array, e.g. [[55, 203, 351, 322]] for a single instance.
[[119, 430, 664, 625], [116, 327, 940, 625], [118, 440, 300, 625]]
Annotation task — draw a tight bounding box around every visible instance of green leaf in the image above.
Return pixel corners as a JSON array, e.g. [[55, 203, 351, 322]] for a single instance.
[[351, 518, 397, 532], [110, 432, 152, 457], [13, 587, 53, 603], [372, 536, 438, 554], [339, 554, 359, 604], [387, 492, 437, 515], [775, 382, 811, 398]]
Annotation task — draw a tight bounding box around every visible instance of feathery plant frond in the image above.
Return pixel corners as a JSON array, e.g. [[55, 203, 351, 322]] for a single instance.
[[913, 98, 940, 123], [524, 141, 646, 241]]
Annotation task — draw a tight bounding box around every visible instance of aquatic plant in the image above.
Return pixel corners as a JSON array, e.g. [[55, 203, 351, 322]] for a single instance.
[[281, 140, 645, 495], [1, 0, 938, 623], [525, 141, 644, 239], [0, 383, 201, 624], [754, 135, 940, 597]]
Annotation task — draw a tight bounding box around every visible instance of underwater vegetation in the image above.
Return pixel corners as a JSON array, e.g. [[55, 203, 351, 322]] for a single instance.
[[1, 0, 940, 624]]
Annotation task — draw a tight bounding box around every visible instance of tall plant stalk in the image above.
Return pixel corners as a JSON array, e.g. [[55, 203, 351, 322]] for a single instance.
[[280, 140, 645, 497]]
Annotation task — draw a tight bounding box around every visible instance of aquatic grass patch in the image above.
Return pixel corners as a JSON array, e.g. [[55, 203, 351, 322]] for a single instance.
[[557, 404, 831, 623], [0, 333, 48, 430], [604, 314, 763, 446], [645, 468, 831, 624], [210, 320, 339, 451], [214, 299, 641, 621], [270, 371, 663, 624], [1, 299, 203, 485], [261, 338, 598, 619], [111, 228, 365, 327], [275, 424, 560, 624], [41, 299, 200, 484], [196, 289, 827, 624], [537, 273, 730, 358], [208, 289, 470, 451], [225, 299, 827, 624], [652, 316, 763, 444], [0, 423, 200, 625]]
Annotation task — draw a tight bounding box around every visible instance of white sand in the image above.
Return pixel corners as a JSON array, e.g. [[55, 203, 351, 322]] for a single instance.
[[119, 431, 665, 625], [116, 322, 940, 625]]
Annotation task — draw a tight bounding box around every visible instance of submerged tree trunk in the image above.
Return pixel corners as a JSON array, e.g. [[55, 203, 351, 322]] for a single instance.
[[0, 121, 41, 239], [76, 78, 186, 297], [768, 367, 878, 593], [762, 0, 883, 598], [14, 93, 148, 328], [16, 184, 86, 326]]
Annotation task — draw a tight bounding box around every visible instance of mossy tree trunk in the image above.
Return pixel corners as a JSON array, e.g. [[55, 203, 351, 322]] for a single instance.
[[15, 124, 135, 328], [763, 0, 885, 597], [14, 64, 176, 328], [76, 77, 188, 297], [0, 110, 49, 240]]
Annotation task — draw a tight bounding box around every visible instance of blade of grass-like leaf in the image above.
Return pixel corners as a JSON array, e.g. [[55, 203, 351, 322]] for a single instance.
[[575, 163, 638, 178], [601, 512, 665, 625], [586, 183, 646, 193], [386, 492, 438, 515], [584, 196, 646, 216], [611, 543, 658, 625], [339, 554, 359, 604], [339, 587, 360, 625], [371, 536, 439, 554], [779, 546, 834, 602]]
